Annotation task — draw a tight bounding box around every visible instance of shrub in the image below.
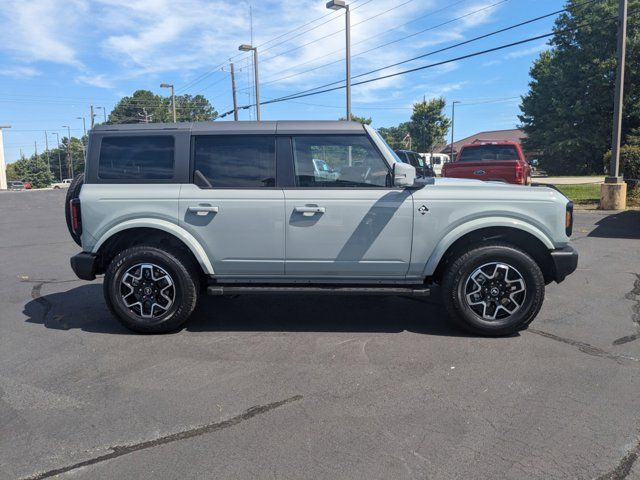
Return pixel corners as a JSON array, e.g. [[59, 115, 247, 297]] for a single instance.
[[603, 145, 640, 197]]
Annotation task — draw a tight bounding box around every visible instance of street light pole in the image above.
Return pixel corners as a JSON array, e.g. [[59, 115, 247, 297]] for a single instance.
[[326, 0, 351, 120], [238, 44, 261, 121], [0, 125, 11, 191], [96, 106, 107, 123], [601, 0, 628, 209], [451, 101, 460, 159], [160, 83, 177, 122], [63, 125, 74, 178]]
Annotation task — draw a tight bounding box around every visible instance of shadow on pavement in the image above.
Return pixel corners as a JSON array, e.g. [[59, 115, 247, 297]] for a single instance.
[[23, 284, 487, 338], [588, 210, 640, 239]]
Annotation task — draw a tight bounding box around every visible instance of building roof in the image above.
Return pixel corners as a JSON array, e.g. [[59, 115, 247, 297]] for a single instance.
[[440, 128, 526, 154], [92, 120, 366, 135]]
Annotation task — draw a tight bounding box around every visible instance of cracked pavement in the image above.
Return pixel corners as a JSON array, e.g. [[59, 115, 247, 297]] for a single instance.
[[1, 190, 639, 479]]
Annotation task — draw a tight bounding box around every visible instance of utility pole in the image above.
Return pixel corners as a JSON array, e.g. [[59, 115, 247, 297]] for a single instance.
[[601, 0, 628, 210], [77, 117, 87, 161], [451, 101, 460, 159], [0, 125, 11, 190], [230, 62, 239, 121], [90, 105, 96, 129], [51, 132, 62, 181], [44, 130, 51, 172], [160, 83, 177, 122], [63, 125, 74, 178], [34, 141, 38, 156]]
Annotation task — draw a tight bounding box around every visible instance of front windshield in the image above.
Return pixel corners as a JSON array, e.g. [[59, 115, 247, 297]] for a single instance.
[[366, 125, 402, 163]]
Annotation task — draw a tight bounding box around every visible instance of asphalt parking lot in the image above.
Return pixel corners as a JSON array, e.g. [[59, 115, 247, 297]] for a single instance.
[[1, 189, 639, 480]]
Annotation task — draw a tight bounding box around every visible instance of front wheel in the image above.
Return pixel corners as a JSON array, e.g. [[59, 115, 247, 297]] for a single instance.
[[104, 246, 199, 333], [441, 243, 545, 336]]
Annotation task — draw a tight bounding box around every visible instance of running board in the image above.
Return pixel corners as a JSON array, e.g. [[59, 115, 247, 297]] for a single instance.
[[207, 285, 431, 296]]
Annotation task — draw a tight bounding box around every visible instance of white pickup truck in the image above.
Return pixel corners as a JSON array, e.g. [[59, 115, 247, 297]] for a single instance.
[[51, 179, 73, 189]]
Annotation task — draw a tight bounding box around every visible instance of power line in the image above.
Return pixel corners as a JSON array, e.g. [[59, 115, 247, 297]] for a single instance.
[[258, 0, 414, 64], [221, 8, 623, 116], [243, 0, 505, 92], [175, 0, 371, 94], [261, 0, 600, 102]]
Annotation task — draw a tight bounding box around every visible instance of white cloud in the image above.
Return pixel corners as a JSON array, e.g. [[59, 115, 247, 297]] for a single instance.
[[505, 43, 548, 59], [76, 74, 114, 89], [0, 66, 41, 78], [0, 0, 86, 67]]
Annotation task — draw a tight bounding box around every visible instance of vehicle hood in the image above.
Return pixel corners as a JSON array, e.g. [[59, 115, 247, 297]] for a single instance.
[[417, 177, 568, 202]]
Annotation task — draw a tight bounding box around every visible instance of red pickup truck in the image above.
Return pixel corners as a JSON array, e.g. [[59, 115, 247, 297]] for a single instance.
[[442, 140, 532, 185]]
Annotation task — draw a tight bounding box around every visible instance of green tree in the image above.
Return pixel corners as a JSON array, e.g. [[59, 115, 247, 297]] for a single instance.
[[108, 90, 218, 124], [519, 0, 640, 175], [339, 114, 372, 125], [9, 154, 54, 188], [408, 97, 450, 153], [378, 122, 411, 150]]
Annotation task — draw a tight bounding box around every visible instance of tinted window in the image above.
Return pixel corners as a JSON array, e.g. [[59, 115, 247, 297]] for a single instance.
[[98, 136, 174, 179], [459, 145, 519, 162], [293, 135, 389, 188], [193, 136, 275, 188]]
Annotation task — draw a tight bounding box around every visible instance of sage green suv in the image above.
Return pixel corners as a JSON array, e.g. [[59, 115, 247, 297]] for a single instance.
[[66, 121, 577, 335]]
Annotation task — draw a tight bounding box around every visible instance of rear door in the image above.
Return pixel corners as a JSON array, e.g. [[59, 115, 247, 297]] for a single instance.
[[283, 134, 413, 278], [178, 134, 285, 277]]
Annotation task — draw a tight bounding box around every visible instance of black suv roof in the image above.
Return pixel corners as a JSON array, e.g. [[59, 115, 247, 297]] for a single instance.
[[92, 120, 366, 135]]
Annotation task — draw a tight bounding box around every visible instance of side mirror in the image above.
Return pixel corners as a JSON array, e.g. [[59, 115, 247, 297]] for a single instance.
[[393, 161, 416, 187]]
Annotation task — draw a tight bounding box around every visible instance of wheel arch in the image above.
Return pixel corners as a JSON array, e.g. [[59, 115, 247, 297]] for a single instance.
[[92, 220, 214, 276], [426, 222, 556, 284]]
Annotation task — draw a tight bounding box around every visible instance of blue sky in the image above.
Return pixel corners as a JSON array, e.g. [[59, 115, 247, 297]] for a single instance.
[[0, 0, 564, 163]]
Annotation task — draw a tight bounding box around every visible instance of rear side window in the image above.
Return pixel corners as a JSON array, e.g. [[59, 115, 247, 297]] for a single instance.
[[98, 136, 175, 179], [459, 145, 519, 161], [193, 135, 276, 188]]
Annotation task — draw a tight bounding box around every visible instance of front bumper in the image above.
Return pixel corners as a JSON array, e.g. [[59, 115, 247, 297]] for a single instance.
[[70, 252, 98, 280], [550, 245, 578, 283]]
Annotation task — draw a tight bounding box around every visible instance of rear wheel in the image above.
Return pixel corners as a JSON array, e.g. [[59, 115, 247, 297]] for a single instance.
[[441, 243, 545, 336], [104, 246, 199, 333]]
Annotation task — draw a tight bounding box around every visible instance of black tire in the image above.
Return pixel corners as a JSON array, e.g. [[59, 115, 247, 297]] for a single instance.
[[64, 173, 84, 246], [441, 242, 545, 336], [104, 246, 200, 334]]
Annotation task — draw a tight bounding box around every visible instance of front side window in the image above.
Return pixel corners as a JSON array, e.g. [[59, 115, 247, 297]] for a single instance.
[[193, 135, 276, 188], [98, 136, 174, 180], [293, 135, 390, 188]]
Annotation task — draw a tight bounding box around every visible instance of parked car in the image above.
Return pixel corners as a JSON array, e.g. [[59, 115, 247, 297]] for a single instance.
[[8, 181, 25, 191], [67, 121, 577, 336], [422, 153, 450, 176], [51, 179, 73, 189], [394, 149, 435, 178], [442, 140, 532, 185], [22, 181, 32, 189]]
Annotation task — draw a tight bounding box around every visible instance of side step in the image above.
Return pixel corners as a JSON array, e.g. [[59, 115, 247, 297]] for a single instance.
[[207, 285, 431, 297]]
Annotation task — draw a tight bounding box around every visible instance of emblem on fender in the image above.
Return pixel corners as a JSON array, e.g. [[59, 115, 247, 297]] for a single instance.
[[418, 205, 429, 215]]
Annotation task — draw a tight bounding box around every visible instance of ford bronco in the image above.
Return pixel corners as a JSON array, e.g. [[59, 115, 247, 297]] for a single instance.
[[66, 121, 577, 335]]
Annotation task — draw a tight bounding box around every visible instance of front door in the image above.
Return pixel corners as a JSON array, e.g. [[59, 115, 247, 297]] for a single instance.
[[179, 135, 284, 277], [284, 134, 413, 278]]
